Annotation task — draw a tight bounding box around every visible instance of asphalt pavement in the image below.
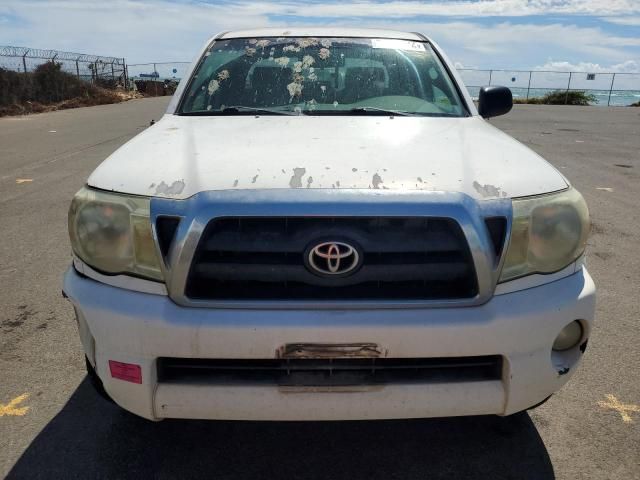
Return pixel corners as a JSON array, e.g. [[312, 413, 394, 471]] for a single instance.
[[0, 98, 638, 479]]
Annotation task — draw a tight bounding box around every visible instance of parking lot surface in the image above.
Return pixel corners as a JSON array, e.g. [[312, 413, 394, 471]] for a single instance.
[[0, 98, 639, 479]]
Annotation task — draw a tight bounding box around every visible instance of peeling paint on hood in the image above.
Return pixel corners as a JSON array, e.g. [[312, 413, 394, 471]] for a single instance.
[[289, 167, 306, 188], [154, 179, 185, 196], [88, 114, 568, 200]]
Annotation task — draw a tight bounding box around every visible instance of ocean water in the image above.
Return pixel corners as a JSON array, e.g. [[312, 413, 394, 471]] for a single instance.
[[466, 86, 640, 106]]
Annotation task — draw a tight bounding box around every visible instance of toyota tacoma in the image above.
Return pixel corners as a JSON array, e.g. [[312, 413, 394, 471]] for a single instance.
[[63, 28, 595, 421]]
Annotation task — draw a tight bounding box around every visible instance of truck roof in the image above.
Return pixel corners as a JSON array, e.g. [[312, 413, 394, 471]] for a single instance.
[[218, 27, 428, 42]]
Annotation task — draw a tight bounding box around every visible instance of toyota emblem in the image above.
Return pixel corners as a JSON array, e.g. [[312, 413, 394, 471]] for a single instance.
[[306, 241, 361, 276]]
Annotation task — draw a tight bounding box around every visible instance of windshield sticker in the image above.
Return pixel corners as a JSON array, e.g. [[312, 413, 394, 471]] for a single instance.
[[371, 39, 426, 52]]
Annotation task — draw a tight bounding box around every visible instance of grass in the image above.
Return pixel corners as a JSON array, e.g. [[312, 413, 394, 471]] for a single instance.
[[513, 90, 597, 106], [0, 62, 135, 117]]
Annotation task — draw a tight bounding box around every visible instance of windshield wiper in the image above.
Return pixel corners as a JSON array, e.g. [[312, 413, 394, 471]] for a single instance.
[[180, 106, 298, 116], [348, 107, 415, 117], [223, 106, 301, 116]]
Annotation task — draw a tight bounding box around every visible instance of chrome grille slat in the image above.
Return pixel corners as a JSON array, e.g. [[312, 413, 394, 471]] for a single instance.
[[185, 216, 478, 300], [201, 229, 462, 253], [150, 189, 513, 308], [192, 263, 471, 285]]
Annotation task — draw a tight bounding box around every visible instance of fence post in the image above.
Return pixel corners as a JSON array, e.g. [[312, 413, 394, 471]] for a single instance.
[[22, 50, 29, 73], [526, 70, 532, 100], [564, 72, 572, 105], [111, 61, 115, 82], [75, 57, 80, 80], [607, 73, 616, 106], [123, 58, 128, 89], [488, 69, 492, 85]]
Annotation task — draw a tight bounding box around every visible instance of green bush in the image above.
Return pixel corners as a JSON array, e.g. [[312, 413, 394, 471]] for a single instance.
[[0, 61, 96, 105], [0, 62, 123, 115], [514, 90, 597, 105], [0, 68, 25, 106], [32, 61, 92, 102]]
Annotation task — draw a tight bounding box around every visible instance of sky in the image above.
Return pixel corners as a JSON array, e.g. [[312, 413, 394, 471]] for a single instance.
[[1, 0, 639, 73]]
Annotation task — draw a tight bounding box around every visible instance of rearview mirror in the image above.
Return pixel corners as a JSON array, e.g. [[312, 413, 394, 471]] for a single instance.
[[478, 86, 513, 118]]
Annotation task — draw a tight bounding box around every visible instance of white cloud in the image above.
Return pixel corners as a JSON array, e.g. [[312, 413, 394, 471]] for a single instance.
[[357, 19, 640, 62], [601, 16, 640, 26], [231, 0, 640, 18], [535, 60, 640, 73], [0, 0, 279, 62], [0, 0, 638, 69]]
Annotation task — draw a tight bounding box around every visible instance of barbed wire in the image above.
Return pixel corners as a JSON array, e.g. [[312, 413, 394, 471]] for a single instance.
[[0, 46, 124, 65], [0, 45, 127, 85]]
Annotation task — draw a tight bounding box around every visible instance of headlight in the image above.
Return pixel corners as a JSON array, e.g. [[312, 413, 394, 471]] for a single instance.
[[68, 187, 163, 281], [500, 188, 589, 282]]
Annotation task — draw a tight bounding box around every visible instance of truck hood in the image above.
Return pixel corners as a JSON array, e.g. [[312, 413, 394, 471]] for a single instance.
[[88, 114, 567, 201]]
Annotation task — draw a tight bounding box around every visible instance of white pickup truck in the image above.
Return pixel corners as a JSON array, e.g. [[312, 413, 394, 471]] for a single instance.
[[63, 28, 595, 421]]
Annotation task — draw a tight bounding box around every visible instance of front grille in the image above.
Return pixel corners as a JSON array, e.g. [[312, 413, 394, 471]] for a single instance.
[[185, 217, 478, 301], [157, 356, 503, 386]]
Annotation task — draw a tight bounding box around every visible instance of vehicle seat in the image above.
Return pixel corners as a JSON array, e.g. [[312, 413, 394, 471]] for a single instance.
[[250, 67, 293, 106], [341, 67, 386, 103]]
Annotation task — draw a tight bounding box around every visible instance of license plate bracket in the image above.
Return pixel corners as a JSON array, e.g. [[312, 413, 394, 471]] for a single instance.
[[277, 342, 382, 359]]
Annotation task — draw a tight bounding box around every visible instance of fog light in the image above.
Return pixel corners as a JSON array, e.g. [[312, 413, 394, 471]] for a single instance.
[[553, 321, 583, 351]]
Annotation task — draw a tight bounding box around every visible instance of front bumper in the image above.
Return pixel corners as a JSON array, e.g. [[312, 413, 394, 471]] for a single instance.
[[63, 266, 595, 421]]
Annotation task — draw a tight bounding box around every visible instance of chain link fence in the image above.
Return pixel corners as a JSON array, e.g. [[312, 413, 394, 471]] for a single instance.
[[125, 63, 640, 106], [0, 46, 127, 86], [3, 47, 637, 106], [458, 69, 640, 106]]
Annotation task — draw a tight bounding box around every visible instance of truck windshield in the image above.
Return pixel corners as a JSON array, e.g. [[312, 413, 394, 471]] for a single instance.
[[179, 37, 467, 117]]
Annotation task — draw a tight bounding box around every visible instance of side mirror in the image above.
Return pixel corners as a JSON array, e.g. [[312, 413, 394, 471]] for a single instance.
[[478, 86, 513, 118]]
